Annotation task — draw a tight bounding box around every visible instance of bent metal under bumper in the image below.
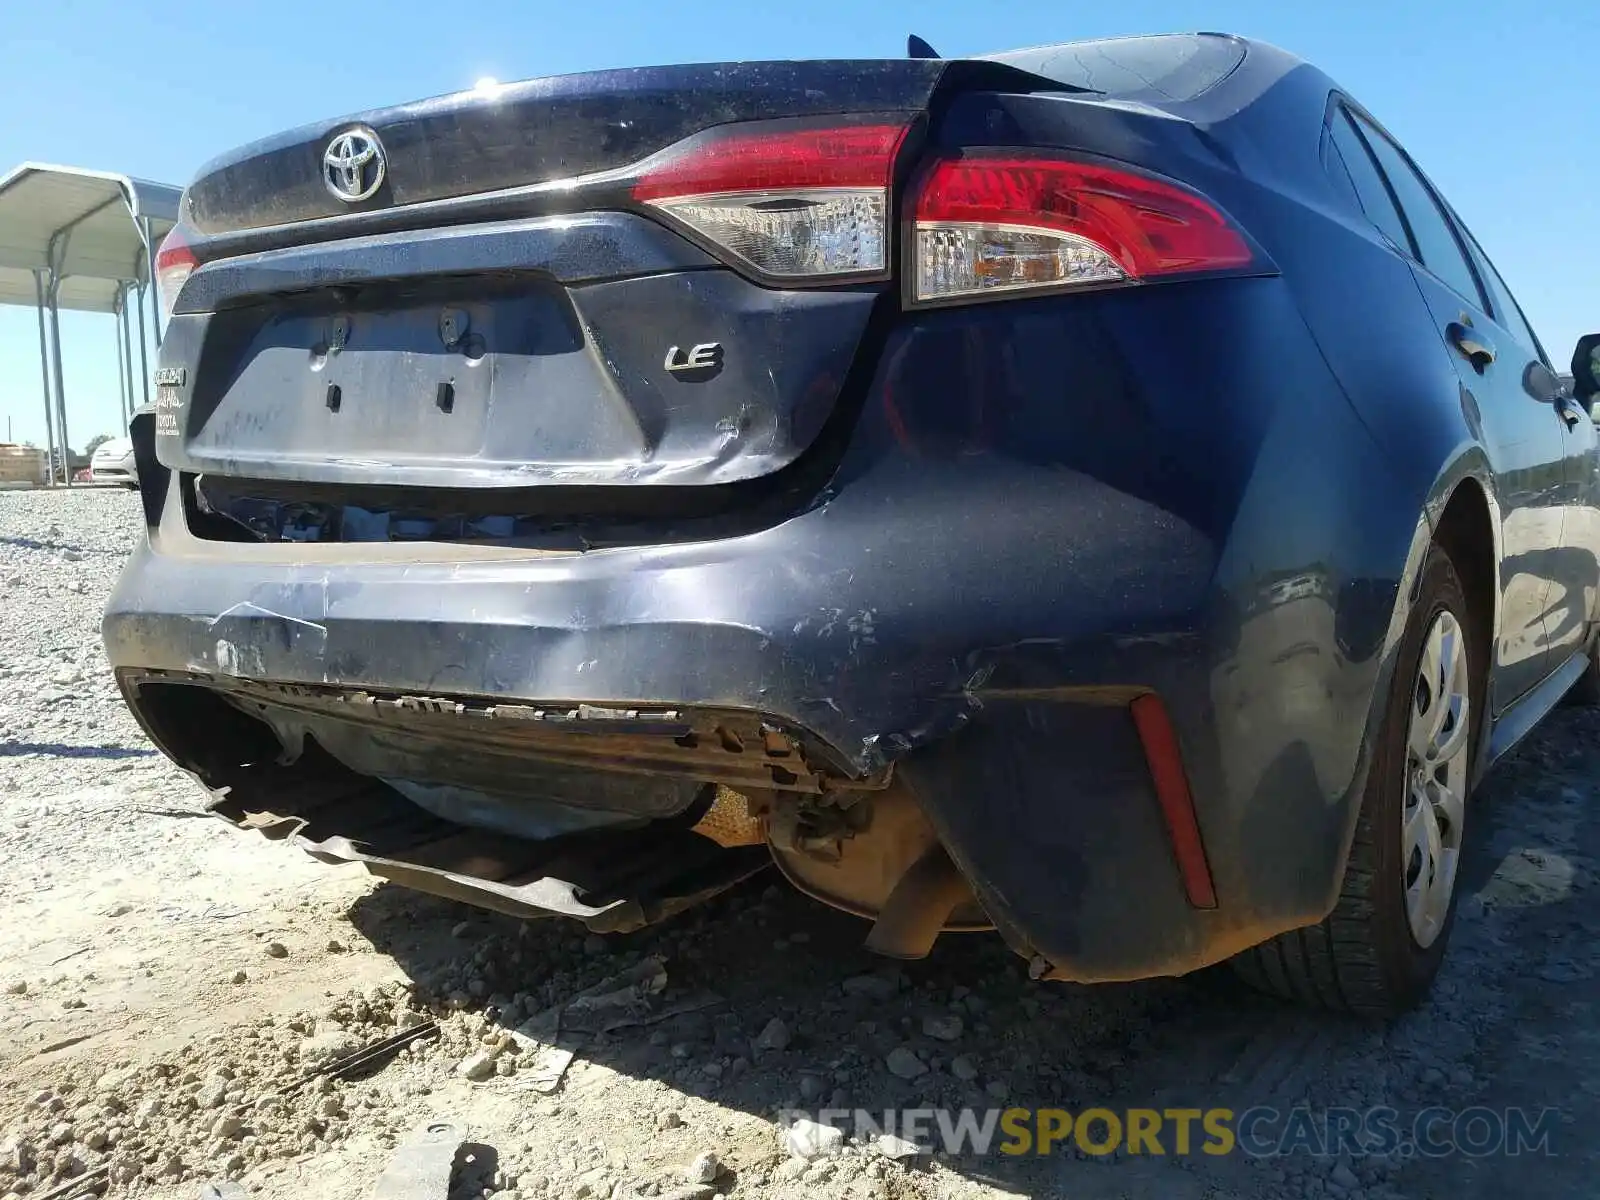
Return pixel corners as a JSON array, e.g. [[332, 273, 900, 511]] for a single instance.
[[113, 666, 875, 933], [115, 666, 991, 955]]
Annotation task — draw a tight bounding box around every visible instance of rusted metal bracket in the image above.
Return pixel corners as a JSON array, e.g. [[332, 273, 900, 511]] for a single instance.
[[766, 796, 873, 862], [140, 669, 893, 795]]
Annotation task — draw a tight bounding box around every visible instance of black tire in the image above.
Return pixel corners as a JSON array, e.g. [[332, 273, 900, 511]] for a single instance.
[[1230, 544, 1483, 1017]]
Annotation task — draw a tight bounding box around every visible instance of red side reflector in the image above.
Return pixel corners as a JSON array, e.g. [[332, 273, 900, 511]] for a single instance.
[[1129, 693, 1218, 909], [631, 122, 910, 202]]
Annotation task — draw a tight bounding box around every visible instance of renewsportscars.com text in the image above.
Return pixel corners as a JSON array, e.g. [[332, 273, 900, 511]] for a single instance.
[[778, 1105, 1558, 1159]]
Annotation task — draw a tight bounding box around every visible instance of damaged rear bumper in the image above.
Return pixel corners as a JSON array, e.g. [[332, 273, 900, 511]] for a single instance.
[[102, 459, 1258, 981], [105, 288, 1397, 981]]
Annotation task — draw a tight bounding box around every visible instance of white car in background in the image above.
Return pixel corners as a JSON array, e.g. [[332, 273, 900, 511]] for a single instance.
[[90, 437, 138, 488]]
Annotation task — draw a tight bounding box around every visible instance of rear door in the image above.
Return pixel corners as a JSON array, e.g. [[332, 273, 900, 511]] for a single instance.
[[1453, 227, 1599, 665], [1329, 104, 1568, 707]]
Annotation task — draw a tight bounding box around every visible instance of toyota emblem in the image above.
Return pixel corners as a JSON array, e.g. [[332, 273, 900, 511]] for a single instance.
[[322, 129, 386, 203]]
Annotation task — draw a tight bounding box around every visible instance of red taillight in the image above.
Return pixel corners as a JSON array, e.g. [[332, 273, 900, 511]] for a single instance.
[[632, 120, 911, 280], [633, 123, 909, 200], [154, 224, 198, 320], [910, 154, 1256, 303]]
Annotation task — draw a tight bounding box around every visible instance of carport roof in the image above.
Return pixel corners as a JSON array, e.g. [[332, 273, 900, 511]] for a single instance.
[[0, 162, 181, 313]]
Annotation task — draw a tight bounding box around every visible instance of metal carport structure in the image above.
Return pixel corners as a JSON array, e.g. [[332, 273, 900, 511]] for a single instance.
[[0, 163, 181, 484]]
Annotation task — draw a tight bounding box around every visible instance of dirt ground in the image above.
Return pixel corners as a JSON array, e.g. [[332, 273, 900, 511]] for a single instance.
[[3, 488, 1598, 1200]]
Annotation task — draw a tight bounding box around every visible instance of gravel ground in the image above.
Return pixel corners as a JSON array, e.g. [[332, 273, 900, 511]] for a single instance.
[[4, 487, 1600, 1200]]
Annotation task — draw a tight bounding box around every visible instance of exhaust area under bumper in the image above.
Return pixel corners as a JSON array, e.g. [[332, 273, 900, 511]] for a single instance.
[[119, 670, 773, 932]]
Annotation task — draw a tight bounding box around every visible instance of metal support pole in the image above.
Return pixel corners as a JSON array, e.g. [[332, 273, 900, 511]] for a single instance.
[[135, 282, 152, 408], [119, 285, 138, 422], [32, 269, 58, 486], [46, 277, 71, 487], [113, 288, 129, 428], [140, 217, 163, 348]]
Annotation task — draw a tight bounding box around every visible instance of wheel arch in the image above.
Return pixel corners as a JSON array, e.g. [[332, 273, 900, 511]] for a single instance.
[[1427, 454, 1497, 643], [1324, 449, 1500, 913], [1380, 449, 1502, 693], [1429, 473, 1498, 703]]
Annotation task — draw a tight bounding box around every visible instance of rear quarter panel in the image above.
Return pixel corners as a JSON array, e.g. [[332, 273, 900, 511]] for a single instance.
[[850, 273, 1425, 978], [890, 47, 1491, 975]]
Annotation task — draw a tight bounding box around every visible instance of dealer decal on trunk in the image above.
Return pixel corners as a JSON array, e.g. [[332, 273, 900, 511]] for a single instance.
[[154, 367, 186, 436]]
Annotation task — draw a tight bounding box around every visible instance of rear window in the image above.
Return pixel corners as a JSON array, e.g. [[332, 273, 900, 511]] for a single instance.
[[1326, 110, 1412, 251], [982, 34, 1246, 103], [1350, 112, 1487, 310]]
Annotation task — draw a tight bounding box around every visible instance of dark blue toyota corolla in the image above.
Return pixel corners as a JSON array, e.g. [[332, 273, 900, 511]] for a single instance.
[[105, 33, 1600, 1016]]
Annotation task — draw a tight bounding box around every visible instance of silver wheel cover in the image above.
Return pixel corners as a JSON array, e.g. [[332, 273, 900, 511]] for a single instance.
[[1402, 609, 1470, 949]]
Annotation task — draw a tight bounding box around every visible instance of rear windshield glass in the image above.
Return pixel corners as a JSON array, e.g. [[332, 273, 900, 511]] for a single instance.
[[981, 34, 1246, 103]]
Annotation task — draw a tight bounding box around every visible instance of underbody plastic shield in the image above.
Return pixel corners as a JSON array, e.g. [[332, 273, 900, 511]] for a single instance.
[[197, 738, 768, 932]]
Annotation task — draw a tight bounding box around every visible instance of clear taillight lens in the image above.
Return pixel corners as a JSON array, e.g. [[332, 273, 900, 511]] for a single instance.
[[650, 190, 889, 278], [154, 224, 198, 319], [917, 224, 1129, 298], [910, 155, 1257, 303], [633, 121, 910, 279]]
